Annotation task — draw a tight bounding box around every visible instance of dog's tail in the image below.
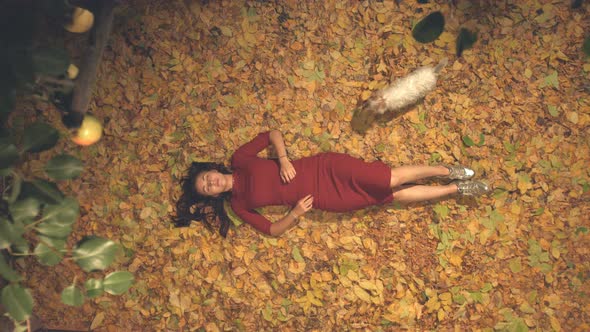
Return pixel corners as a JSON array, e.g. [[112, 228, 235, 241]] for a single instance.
[[434, 57, 449, 74]]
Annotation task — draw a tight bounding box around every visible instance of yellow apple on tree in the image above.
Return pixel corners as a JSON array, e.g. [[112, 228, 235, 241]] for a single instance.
[[72, 114, 103, 146], [64, 7, 94, 33], [67, 64, 79, 79]]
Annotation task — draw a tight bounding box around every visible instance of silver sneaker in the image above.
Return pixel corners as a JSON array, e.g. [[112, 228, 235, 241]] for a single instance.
[[455, 180, 490, 196], [444, 165, 475, 180]]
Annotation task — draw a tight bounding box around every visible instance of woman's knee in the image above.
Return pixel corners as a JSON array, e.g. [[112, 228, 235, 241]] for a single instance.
[[390, 170, 402, 188]]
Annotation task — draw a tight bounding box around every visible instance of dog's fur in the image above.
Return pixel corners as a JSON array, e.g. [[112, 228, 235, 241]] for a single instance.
[[351, 58, 448, 133], [365, 58, 448, 115]]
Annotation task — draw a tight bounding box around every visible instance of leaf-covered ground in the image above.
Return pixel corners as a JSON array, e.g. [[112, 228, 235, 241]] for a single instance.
[[25, 0, 589, 330]]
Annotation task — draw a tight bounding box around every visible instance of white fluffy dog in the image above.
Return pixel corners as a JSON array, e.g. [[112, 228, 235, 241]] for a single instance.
[[352, 58, 448, 133]]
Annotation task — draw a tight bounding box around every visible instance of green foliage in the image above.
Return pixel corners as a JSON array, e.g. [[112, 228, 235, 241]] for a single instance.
[[0, 255, 22, 282], [44, 154, 84, 179], [9, 198, 41, 224], [1, 285, 34, 322], [433, 204, 449, 219], [0, 2, 133, 324], [0, 125, 134, 324], [73, 237, 118, 272], [583, 36, 590, 56], [462, 134, 485, 147], [103, 271, 135, 295], [462, 135, 475, 147], [495, 309, 529, 332], [540, 71, 559, 89], [40, 197, 79, 228], [19, 179, 63, 205], [0, 142, 19, 168], [36, 219, 72, 238], [0, 217, 25, 249], [338, 258, 359, 276], [34, 237, 65, 266], [0, 2, 76, 125], [291, 247, 304, 263], [31, 48, 70, 77], [412, 12, 445, 43], [0, 93, 16, 122], [85, 279, 105, 298], [61, 284, 84, 307], [22, 122, 60, 153], [509, 257, 522, 273], [527, 239, 552, 273], [1, 124, 132, 325]]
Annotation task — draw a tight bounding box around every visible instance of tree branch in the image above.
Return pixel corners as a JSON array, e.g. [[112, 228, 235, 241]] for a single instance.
[[70, 0, 116, 116], [37, 76, 75, 88]]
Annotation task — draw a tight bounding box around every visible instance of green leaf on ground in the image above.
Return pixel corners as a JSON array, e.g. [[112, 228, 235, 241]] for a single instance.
[[433, 204, 449, 219], [477, 133, 485, 146], [540, 71, 559, 89], [509, 258, 522, 273], [462, 135, 475, 147], [292, 247, 304, 263]]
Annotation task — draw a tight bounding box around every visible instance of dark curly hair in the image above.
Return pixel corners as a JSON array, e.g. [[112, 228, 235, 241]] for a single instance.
[[174, 162, 233, 237]]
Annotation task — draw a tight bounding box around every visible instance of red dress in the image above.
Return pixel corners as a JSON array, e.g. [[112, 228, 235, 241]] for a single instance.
[[230, 132, 393, 234]]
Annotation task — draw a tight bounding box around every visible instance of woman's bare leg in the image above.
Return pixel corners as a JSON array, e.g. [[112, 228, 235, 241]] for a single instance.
[[389, 165, 449, 188], [391, 184, 458, 203]]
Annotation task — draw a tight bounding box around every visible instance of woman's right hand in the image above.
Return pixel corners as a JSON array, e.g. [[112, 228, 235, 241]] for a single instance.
[[279, 157, 296, 183], [291, 194, 313, 218]]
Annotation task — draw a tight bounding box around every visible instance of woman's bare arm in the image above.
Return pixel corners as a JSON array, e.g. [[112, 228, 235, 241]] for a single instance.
[[269, 130, 296, 183], [269, 130, 288, 158], [269, 211, 300, 236], [269, 195, 313, 236]]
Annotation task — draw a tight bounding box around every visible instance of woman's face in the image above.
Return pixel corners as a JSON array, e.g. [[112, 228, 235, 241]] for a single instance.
[[194, 170, 228, 197]]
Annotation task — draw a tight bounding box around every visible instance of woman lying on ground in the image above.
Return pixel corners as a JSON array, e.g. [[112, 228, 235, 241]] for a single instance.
[[174, 130, 490, 237]]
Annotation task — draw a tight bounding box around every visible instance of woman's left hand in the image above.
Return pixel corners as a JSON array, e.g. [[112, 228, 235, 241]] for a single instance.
[[279, 157, 296, 183]]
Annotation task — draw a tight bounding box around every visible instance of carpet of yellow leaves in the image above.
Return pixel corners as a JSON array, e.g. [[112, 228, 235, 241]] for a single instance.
[[25, 0, 589, 330]]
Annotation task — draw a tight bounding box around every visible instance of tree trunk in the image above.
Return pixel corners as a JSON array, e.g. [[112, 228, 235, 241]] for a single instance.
[[69, 0, 116, 123]]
